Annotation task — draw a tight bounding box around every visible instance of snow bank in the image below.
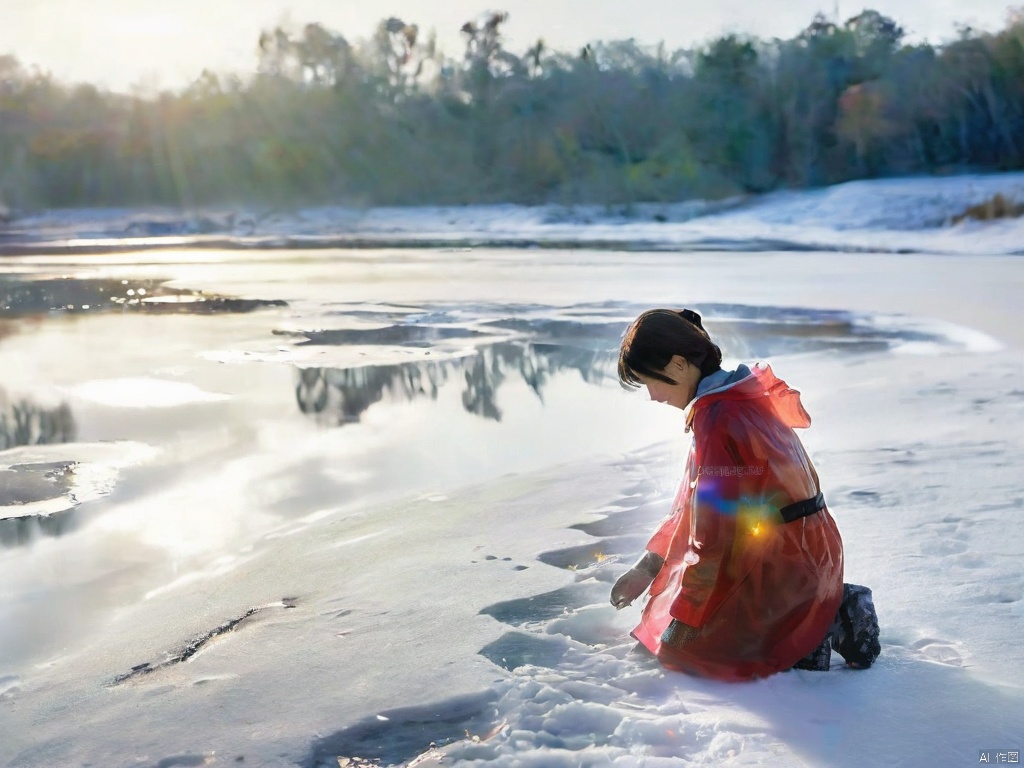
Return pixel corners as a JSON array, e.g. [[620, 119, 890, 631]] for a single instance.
[[3, 172, 1024, 256]]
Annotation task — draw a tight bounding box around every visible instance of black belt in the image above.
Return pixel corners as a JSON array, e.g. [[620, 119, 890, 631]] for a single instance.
[[779, 491, 825, 523]]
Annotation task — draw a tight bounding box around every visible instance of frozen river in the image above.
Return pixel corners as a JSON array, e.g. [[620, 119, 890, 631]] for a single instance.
[[1, 244, 1022, 767]]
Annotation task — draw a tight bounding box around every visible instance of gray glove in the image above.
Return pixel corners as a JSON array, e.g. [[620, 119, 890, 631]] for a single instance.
[[610, 551, 665, 609]]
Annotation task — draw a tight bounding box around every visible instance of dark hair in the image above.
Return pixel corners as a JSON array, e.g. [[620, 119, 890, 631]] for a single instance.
[[618, 308, 723, 389]]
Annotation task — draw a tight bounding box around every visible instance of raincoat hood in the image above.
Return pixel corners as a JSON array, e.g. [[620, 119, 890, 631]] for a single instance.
[[684, 360, 812, 434]]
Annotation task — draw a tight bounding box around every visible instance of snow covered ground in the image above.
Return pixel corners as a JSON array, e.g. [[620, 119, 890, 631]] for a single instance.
[[1, 173, 1023, 767], [3, 171, 1024, 256]]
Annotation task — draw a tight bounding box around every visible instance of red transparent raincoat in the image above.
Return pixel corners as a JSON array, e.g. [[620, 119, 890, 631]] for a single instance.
[[632, 361, 844, 681]]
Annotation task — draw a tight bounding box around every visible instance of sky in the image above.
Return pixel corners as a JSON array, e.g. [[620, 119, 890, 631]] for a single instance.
[[0, 0, 1019, 92]]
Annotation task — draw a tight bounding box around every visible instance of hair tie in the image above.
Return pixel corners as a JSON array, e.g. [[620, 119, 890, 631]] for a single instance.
[[679, 308, 704, 330]]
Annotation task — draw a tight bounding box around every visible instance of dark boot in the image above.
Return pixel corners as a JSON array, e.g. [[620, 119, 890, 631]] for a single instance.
[[792, 635, 832, 671], [832, 583, 881, 669]]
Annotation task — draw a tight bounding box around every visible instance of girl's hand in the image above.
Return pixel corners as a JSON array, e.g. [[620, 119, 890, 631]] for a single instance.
[[610, 567, 655, 609], [610, 550, 665, 609]]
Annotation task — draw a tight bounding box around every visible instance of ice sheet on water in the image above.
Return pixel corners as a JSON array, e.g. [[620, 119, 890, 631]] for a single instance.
[[0, 441, 155, 527], [203, 301, 998, 383], [66, 378, 231, 408]]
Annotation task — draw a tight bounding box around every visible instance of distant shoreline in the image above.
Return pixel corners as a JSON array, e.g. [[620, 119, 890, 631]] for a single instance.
[[0, 234, 841, 257], [3, 171, 1024, 257]]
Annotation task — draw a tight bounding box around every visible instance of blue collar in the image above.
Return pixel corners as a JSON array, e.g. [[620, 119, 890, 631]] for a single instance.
[[695, 363, 753, 398]]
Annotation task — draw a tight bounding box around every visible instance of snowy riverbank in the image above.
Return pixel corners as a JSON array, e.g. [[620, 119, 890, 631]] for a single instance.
[[3, 172, 1024, 256]]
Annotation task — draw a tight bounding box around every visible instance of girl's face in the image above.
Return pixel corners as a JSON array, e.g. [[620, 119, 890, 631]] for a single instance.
[[636, 356, 696, 410]]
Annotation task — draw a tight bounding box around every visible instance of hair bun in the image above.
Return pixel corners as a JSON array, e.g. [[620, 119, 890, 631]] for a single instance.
[[679, 308, 703, 330]]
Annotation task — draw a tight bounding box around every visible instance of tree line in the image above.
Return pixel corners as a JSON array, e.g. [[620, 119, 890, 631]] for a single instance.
[[1, 8, 1023, 211]]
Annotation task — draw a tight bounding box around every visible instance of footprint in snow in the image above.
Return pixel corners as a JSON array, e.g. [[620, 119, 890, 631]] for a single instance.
[[0, 674, 21, 698], [980, 584, 1024, 604], [911, 638, 964, 667], [918, 539, 969, 556]]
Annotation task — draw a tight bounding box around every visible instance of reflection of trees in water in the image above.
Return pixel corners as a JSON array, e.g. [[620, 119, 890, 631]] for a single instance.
[[296, 360, 450, 425], [295, 341, 614, 426], [0, 394, 76, 449], [461, 350, 501, 421]]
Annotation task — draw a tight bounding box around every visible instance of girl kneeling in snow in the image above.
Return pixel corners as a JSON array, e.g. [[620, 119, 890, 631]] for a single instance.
[[611, 308, 880, 681]]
